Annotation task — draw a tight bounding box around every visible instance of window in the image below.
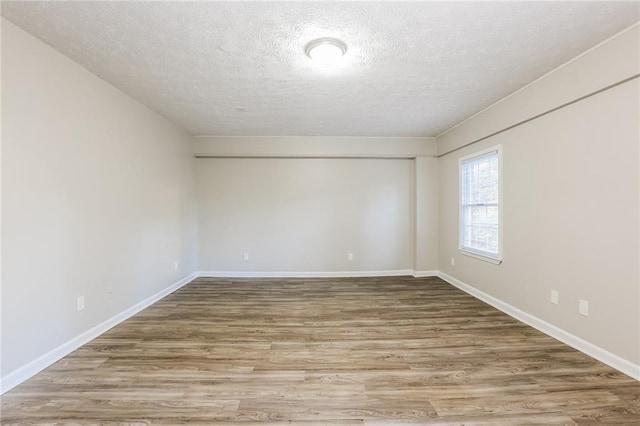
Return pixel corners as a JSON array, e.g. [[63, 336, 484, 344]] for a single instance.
[[459, 146, 502, 263]]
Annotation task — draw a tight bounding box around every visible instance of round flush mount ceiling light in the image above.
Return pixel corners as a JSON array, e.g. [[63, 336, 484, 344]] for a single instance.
[[304, 38, 347, 64]]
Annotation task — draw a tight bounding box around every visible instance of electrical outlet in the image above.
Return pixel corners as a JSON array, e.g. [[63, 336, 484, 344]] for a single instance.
[[243, 252, 249, 261], [579, 299, 589, 316], [451, 257, 455, 266], [174, 261, 179, 271], [348, 252, 354, 261], [550, 290, 559, 305], [76, 296, 85, 312]]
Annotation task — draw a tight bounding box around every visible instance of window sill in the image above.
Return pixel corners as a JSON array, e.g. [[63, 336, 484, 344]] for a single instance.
[[459, 249, 502, 265]]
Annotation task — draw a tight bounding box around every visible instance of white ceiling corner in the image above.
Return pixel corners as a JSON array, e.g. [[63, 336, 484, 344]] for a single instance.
[[2, 1, 639, 137]]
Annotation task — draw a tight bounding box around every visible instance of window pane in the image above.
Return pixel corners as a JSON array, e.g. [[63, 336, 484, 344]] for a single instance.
[[460, 149, 500, 258]]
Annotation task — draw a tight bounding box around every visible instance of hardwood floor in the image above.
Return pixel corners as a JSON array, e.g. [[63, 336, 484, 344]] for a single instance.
[[2, 276, 639, 424]]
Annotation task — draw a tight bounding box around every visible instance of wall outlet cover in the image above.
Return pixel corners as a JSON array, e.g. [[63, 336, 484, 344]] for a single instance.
[[579, 299, 589, 316], [76, 296, 85, 312]]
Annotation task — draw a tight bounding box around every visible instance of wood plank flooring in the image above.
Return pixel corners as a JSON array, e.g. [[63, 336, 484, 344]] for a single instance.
[[2, 276, 639, 424]]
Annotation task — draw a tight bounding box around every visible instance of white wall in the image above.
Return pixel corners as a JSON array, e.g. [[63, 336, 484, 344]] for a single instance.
[[197, 157, 415, 273], [1, 19, 197, 384], [437, 24, 640, 372]]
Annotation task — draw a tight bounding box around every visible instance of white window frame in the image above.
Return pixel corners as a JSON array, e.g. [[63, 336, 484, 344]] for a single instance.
[[459, 145, 503, 265]]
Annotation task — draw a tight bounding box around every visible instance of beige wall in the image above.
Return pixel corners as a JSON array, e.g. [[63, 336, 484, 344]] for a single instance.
[[194, 136, 436, 158], [1, 20, 197, 379], [437, 25, 639, 367], [197, 158, 415, 273], [414, 157, 439, 272]]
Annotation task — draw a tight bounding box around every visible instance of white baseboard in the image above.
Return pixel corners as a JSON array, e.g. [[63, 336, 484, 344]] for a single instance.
[[437, 271, 640, 381], [0, 272, 198, 395], [196, 269, 415, 278], [413, 270, 439, 278]]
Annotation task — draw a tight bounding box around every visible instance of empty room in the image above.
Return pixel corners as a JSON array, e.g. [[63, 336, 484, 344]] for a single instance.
[[1, 1, 639, 424]]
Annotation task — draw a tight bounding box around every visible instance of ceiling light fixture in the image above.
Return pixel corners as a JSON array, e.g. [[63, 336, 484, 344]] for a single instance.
[[304, 38, 347, 65]]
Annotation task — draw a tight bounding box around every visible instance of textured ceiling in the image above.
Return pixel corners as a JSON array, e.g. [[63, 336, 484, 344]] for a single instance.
[[2, 1, 639, 137]]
